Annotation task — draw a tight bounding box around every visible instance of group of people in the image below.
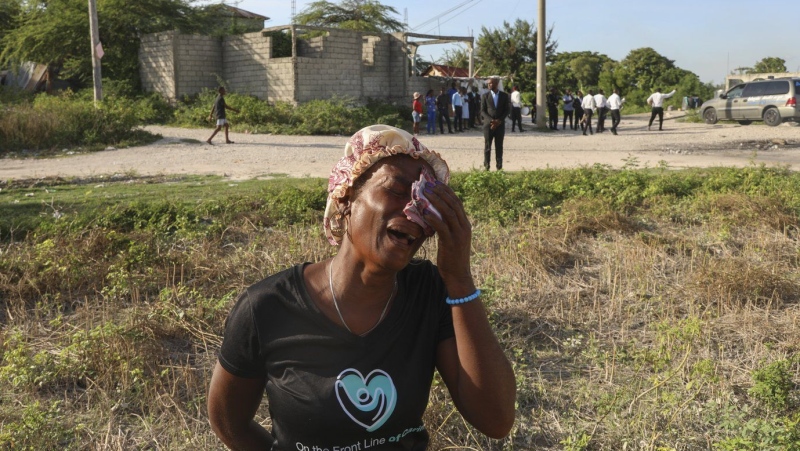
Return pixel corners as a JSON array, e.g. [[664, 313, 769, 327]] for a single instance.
[[526, 86, 677, 135], [542, 87, 623, 135], [412, 82, 485, 136]]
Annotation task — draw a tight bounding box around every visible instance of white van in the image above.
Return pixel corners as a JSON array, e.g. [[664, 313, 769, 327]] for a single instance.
[[700, 77, 800, 126]]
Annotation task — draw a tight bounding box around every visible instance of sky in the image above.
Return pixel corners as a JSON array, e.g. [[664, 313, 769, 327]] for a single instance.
[[218, 0, 800, 86]]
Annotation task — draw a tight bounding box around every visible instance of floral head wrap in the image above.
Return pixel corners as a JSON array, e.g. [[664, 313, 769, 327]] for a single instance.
[[324, 124, 450, 245]]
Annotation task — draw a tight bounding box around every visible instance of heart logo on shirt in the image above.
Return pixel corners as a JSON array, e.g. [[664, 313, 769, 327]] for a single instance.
[[335, 368, 397, 432]]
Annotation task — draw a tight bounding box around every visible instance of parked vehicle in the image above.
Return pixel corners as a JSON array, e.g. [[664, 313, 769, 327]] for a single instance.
[[700, 77, 800, 126]]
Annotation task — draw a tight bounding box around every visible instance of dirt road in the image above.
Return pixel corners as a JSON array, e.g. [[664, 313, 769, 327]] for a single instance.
[[2, 113, 799, 181]]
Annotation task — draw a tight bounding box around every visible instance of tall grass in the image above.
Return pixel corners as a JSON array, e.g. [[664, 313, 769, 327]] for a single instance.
[[0, 89, 163, 154], [1, 166, 799, 450]]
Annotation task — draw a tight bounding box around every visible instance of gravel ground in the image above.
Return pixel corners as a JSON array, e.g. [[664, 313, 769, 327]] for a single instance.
[[2, 112, 799, 181]]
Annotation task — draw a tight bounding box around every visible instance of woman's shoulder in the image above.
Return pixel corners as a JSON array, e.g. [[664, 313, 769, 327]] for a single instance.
[[243, 263, 308, 309]]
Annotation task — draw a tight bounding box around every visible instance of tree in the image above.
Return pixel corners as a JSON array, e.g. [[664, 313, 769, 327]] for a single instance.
[[750, 57, 787, 74], [608, 48, 713, 107], [0, 0, 21, 42], [545, 54, 579, 91], [475, 20, 557, 91], [439, 46, 471, 70], [674, 71, 715, 102], [615, 47, 677, 92], [1, 0, 207, 88], [294, 0, 404, 32]]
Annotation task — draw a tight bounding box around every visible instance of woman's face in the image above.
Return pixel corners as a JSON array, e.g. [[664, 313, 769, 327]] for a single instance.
[[342, 155, 433, 272]]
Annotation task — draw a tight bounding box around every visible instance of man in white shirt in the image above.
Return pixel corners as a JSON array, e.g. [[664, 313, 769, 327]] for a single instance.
[[452, 87, 464, 132], [646, 88, 677, 131], [581, 90, 596, 135], [607, 89, 623, 135], [510, 85, 524, 132], [593, 89, 608, 133]]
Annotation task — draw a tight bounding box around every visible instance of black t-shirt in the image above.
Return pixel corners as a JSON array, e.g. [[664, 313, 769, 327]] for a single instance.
[[219, 260, 455, 450], [213, 94, 226, 119]]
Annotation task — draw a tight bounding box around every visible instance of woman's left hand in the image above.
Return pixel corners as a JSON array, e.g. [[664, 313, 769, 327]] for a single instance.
[[422, 182, 475, 297]]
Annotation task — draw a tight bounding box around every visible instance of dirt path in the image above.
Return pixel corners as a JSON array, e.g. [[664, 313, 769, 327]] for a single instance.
[[2, 113, 799, 181]]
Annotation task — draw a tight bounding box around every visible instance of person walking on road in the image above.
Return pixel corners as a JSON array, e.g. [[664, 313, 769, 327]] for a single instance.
[[510, 85, 524, 132], [580, 90, 596, 136], [206, 87, 239, 144], [573, 90, 584, 130], [647, 87, 677, 131], [594, 89, 608, 133], [481, 77, 510, 171], [607, 89, 623, 135]]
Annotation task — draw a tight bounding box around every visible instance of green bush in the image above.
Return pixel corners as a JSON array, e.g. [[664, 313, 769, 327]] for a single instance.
[[0, 90, 157, 153], [0, 85, 34, 105]]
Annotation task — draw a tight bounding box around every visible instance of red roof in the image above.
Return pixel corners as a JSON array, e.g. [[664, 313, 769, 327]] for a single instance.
[[422, 64, 470, 78]]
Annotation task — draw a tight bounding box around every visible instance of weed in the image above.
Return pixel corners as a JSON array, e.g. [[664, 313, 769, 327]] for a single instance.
[[749, 359, 798, 412], [0, 401, 76, 450]]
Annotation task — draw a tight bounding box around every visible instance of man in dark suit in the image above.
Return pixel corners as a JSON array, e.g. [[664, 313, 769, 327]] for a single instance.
[[480, 77, 510, 171]]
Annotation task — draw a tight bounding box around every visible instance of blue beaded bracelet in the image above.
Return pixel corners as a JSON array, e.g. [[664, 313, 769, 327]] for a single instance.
[[446, 289, 481, 305]]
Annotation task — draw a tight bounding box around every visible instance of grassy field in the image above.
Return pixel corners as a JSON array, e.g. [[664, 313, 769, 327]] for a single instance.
[[1, 166, 799, 450]]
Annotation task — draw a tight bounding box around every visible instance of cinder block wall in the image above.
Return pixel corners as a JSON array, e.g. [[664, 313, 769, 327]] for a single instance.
[[139, 31, 177, 99], [174, 34, 223, 99], [267, 60, 295, 103], [223, 32, 271, 99], [296, 30, 361, 102], [295, 29, 407, 103], [360, 32, 405, 100], [407, 78, 446, 103]]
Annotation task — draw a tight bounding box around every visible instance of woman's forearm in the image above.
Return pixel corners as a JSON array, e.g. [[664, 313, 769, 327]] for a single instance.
[[449, 299, 516, 438]]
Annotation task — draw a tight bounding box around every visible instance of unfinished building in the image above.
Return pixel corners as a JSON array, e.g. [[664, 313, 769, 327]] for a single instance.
[[138, 25, 474, 104]]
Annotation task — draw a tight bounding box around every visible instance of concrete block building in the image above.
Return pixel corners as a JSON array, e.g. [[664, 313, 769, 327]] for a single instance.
[[139, 25, 474, 104]]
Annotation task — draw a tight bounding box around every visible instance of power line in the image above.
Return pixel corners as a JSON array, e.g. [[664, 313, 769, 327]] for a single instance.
[[410, 0, 475, 32], [417, 0, 487, 35]]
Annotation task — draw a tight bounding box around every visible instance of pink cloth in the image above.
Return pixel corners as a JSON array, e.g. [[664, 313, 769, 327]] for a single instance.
[[403, 167, 441, 236]]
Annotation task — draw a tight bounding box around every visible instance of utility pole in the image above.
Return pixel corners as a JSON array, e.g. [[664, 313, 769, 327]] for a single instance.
[[535, 0, 546, 129], [88, 0, 102, 105]]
